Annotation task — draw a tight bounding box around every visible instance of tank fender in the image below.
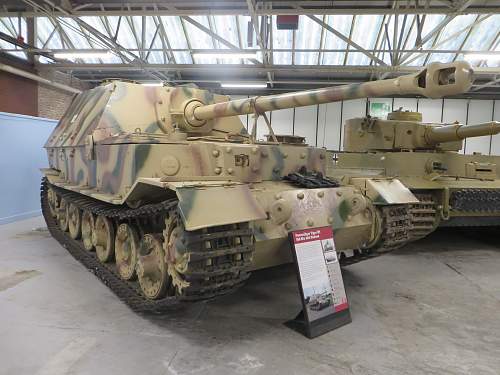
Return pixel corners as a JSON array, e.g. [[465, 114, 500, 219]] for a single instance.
[[350, 177, 419, 204], [125, 178, 267, 231], [174, 184, 267, 230]]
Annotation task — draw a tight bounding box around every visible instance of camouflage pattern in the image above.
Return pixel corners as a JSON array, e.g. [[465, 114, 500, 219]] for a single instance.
[[42, 61, 473, 271], [43, 83, 376, 270], [191, 61, 473, 120]]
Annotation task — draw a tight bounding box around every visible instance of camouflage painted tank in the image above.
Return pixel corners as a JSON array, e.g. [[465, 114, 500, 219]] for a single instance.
[[334, 104, 500, 241], [41, 61, 471, 309]]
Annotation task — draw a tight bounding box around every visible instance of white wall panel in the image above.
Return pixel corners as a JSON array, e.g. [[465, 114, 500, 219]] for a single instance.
[[442, 99, 468, 153], [393, 98, 417, 112], [0, 113, 57, 224], [490, 101, 500, 155], [341, 99, 367, 150], [318, 102, 342, 150], [418, 99, 442, 123], [294, 105, 318, 146], [442, 99, 468, 124], [465, 100, 494, 155], [252, 114, 270, 142], [270, 108, 294, 136]]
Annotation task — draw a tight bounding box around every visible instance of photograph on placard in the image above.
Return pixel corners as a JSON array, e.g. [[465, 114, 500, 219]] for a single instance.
[[303, 283, 335, 321]]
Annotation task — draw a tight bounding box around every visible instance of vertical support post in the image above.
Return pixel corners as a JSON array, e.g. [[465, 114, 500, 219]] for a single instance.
[[250, 113, 258, 144], [261, 112, 278, 143], [27, 16, 36, 64]]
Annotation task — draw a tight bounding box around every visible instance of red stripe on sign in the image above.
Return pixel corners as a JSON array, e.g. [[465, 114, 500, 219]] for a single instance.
[[292, 226, 333, 244], [335, 302, 349, 312]]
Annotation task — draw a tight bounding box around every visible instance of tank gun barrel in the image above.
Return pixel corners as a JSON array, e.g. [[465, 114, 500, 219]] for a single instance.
[[425, 121, 500, 145], [185, 61, 473, 125]]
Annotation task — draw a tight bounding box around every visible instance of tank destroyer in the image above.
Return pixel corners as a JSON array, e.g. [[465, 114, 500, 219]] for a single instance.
[[41, 61, 472, 310], [334, 91, 500, 241]]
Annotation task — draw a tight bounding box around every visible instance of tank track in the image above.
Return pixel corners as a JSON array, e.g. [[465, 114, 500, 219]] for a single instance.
[[41, 178, 253, 313], [450, 189, 500, 213], [338, 204, 412, 266], [409, 193, 439, 240], [376, 205, 412, 252], [41, 177, 434, 304], [283, 170, 418, 265]]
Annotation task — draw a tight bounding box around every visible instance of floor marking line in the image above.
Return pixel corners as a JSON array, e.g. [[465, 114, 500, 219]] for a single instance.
[[36, 337, 97, 375]]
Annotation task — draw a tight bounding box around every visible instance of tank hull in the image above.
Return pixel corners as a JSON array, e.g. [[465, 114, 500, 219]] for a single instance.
[[335, 151, 500, 230], [41, 61, 474, 306]]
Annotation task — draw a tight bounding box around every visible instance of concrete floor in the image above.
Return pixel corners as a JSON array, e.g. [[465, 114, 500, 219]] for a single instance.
[[1, 217, 500, 375]]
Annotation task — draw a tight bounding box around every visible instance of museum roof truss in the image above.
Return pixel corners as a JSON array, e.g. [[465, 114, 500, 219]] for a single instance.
[[0, 0, 498, 95]]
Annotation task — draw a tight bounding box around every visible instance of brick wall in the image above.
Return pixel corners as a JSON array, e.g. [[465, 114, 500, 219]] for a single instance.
[[0, 69, 38, 116], [37, 70, 89, 120]]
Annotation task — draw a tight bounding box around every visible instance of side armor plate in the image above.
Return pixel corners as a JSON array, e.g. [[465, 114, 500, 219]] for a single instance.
[[176, 184, 267, 231]]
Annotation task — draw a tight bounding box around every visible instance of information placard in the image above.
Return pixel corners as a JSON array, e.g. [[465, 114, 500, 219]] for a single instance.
[[286, 226, 351, 338]]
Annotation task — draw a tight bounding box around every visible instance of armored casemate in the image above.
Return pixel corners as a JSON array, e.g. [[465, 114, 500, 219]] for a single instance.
[[41, 61, 472, 309], [336, 101, 500, 241]]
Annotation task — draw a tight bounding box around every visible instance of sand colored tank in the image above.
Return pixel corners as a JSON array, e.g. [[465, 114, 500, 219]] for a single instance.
[[343, 109, 500, 153], [335, 89, 500, 241], [41, 61, 472, 309]]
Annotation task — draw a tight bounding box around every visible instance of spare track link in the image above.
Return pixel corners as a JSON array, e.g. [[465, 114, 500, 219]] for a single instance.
[[283, 169, 340, 188], [41, 178, 253, 313]]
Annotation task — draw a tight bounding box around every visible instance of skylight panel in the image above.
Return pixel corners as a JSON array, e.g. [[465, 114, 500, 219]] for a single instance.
[[402, 14, 447, 66], [426, 14, 476, 64], [56, 18, 93, 50], [294, 16, 322, 65], [346, 15, 383, 65], [36, 17, 63, 49], [272, 15, 293, 65], [462, 14, 499, 51], [160, 17, 192, 64], [212, 15, 240, 47], [321, 15, 352, 65], [211, 15, 251, 64], [183, 16, 217, 64]]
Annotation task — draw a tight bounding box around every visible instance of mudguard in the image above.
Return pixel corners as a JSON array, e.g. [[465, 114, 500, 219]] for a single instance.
[[175, 184, 267, 230], [351, 177, 419, 205]]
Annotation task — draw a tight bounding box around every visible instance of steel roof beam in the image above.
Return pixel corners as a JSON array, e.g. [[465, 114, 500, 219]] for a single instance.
[[478, 30, 500, 67], [144, 21, 161, 62], [23, 0, 168, 81], [246, 0, 273, 86], [179, 16, 195, 64], [41, 63, 500, 75], [1, 7, 499, 17], [397, 0, 475, 64], [98, 13, 125, 63], [11, 47, 500, 55], [343, 15, 356, 66], [471, 76, 500, 92], [0, 30, 57, 61], [452, 14, 480, 62], [402, 13, 493, 65], [152, 16, 175, 65], [180, 15, 261, 66]]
